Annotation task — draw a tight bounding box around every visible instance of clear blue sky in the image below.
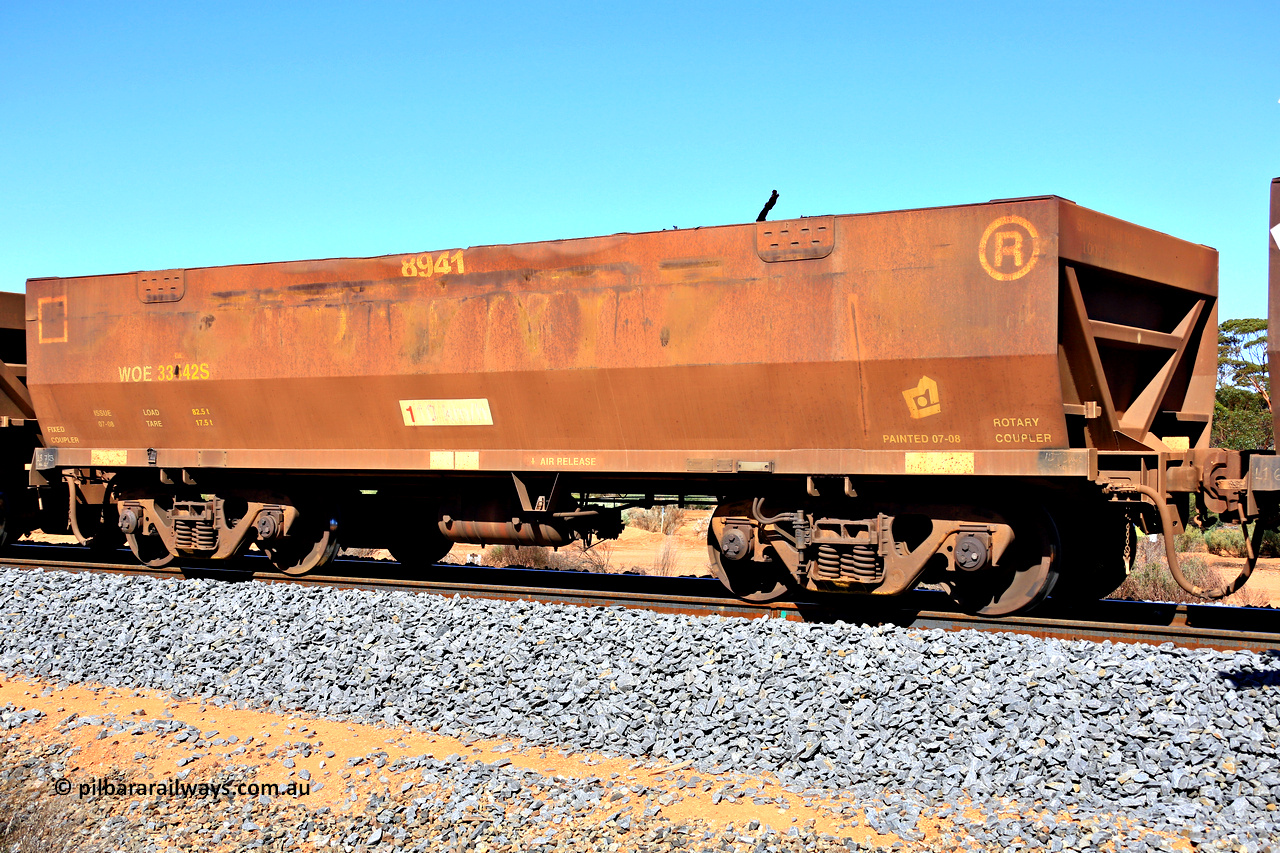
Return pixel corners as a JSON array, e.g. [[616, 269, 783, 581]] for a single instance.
[[2, 1, 1276, 320]]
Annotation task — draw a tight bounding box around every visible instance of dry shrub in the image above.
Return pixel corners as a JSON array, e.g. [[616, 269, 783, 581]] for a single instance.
[[1262, 528, 1280, 557], [0, 747, 113, 853], [482, 542, 616, 573], [1224, 585, 1271, 608], [0, 788, 68, 853], [483, 544, 531, 567], [338, 546, 383, 559], [1174, 527, 1207, 553], [573, 541, 614, 573], [653, 536, 677, 577], [1117, 531, 1274, 606], [691, 514, 711, 538], [626, 507, 687, 535], [1205, 526, 1248, 558], [1135, 534, 1167, 567], [1114, 552, 1221, 604], [481, 544, 576, 570], [1181, 523, 1280, 558]]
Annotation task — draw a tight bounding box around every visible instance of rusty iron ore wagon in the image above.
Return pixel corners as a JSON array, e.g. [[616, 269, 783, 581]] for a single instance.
[[4, 183, 1279, 616]]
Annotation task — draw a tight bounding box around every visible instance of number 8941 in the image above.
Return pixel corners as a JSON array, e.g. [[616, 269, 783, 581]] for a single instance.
[[401, 250, 465, 277]]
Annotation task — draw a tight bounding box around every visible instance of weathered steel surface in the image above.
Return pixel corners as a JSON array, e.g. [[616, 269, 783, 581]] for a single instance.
[[26, 196, 1217, 475], [0, 292, 25, 334], [0, 292, 32, 420]]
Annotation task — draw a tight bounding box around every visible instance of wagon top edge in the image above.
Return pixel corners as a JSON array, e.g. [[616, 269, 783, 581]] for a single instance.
[[24, 193, 1215, 285]]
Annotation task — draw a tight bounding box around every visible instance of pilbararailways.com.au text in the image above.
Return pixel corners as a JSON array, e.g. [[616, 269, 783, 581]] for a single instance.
[[54, 777, 311, 800]]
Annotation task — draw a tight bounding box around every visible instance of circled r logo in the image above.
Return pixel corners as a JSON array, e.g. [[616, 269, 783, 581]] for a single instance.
[[979, 215, 1040, 281]]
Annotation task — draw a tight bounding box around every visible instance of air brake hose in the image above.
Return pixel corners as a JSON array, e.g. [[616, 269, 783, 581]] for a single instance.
[[750, 497, 801, 547], [750, 497, 791, 526], [1127, 483, 1260, 600]]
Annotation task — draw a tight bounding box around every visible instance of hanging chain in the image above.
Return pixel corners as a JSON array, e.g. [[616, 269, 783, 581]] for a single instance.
[[1123, 517, 1134, 575]]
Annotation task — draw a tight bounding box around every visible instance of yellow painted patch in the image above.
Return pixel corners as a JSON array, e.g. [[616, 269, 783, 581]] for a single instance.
[[400, 398, 493, 427], [905, 451, 974, 474], [902, 376, 941, 419], [979, 215, 1040, 281], [455, 451, 479, 470], [37, 295, 67, 344], [401, 250, 465, 277], [429, 451, 454, 469], [90, 449, 128, 466], [1163, 436, 1190, 452]]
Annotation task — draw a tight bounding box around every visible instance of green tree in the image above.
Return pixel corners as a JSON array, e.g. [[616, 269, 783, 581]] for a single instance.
[[1213, 319, 1272, 450], [1218, 318, 1270, 408]]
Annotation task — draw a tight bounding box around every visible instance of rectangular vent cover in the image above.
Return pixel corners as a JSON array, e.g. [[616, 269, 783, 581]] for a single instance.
[[755, 216, 835, 262], [138, 270, 186, 303]]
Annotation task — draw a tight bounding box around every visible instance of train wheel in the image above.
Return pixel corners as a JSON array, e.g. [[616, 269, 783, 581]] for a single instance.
[[1049, 510, 1131, 602], [707, 502, 792, 602], [948, 511, 1059, 616], [69, 481, 125, 551], [388, 535, 454, 567], [262, 514, 340, 576], [126, 532, 175, 568], [384, 501, 453, 566]]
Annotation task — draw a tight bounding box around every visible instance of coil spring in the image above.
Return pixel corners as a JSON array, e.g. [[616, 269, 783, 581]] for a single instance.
[[174, 520, 217, 551], [813, 543, 842, 580], [840, 542, 881, 582]]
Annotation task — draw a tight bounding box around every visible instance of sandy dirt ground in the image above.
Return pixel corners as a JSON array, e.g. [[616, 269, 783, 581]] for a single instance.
[[0, 674, 903, 850], [0, 673, 1189, 852], [1197, 555, 1280, 606]]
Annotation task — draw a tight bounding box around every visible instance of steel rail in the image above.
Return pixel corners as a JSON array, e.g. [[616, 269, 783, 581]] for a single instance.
[[0, 544, 1277, 652]]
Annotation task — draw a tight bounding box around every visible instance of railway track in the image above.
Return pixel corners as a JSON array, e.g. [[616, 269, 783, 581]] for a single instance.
[[1, 543, 1278, 652]]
